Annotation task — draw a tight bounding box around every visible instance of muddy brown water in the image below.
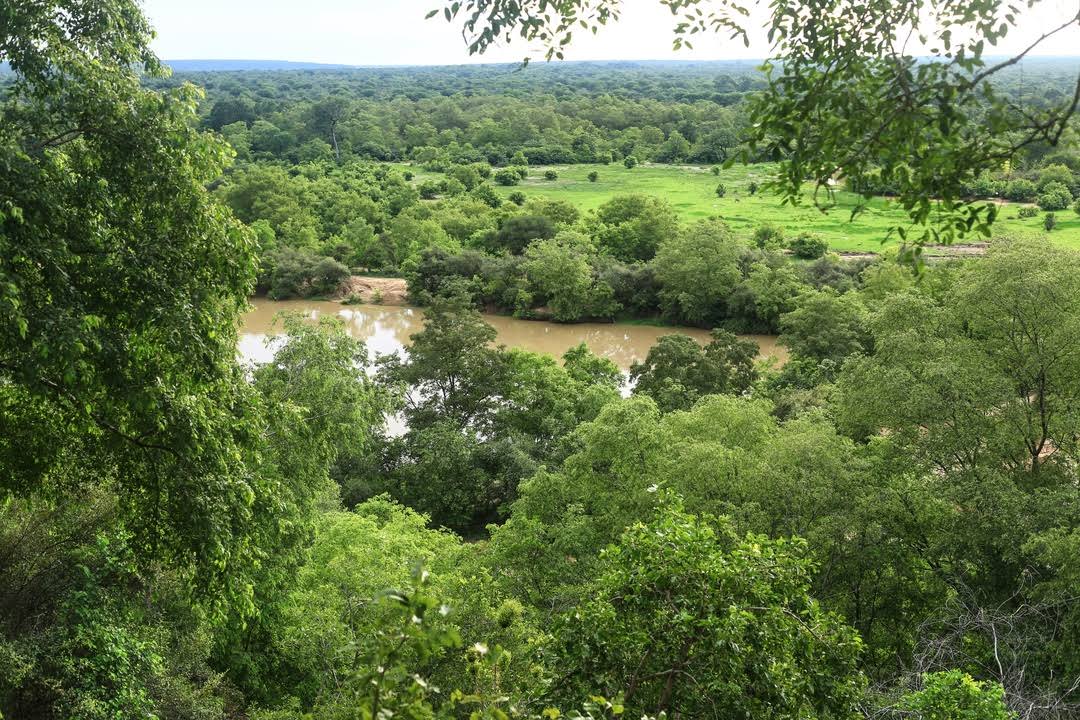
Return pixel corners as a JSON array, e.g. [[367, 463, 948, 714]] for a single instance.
[[239, 299, 788, 370]]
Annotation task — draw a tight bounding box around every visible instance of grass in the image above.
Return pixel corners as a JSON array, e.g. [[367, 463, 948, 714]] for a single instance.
[[398, 161, 1080, 254]]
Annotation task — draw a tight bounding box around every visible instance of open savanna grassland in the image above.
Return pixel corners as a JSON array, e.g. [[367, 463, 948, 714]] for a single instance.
[[401, 162, 1080, 254]]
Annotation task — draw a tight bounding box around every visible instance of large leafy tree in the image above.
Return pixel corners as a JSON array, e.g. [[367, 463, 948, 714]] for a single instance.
[[0, 1, 268, 599], [547, 501, 866, 720], [437, 0, 1080, 253]]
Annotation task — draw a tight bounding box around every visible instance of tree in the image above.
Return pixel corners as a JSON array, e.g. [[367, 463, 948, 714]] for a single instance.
[[900, 672, 1012, 720], [379, 292, 505, 433], [496, 214, 557, 254], [547, 501, 866, 720], [630, 331, 758, 412], [652, 218, 743, 325], [715, 182, 727, 197], [310, 97, 349, 162], [0, 0, 269, 600], [591, 194, 679, 263], [588, 171, 600, 182], [623, 155, 638, 169], [1037, 182, 1072, 211], [837, 239, 1080, 477], [789, 233, 829, 259], [523, 233, 609, 321], [544, 169, 559, 180], [438, 0, 1080, 252], [493, 168, 520, 186], [779, 289, 870, 363]]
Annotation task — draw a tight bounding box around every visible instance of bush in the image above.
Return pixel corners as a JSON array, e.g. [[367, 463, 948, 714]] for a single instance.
[[403, 170, 414, 181], [508, 191, 527, 206], [512, 165, 529, 179], [623, 155, 638, 169], [711, 166, 721, 175], [544, 169, 559, 181], [587, 171, 599, 182], [1037, 181, 1072, 211], [752, 223, 786, 250], [1017, 205, 1040, 218], [789, 233, 829, 259], [1044, 212, 1058, 232], [715, 183, 727, 198], [493, 168, 520, 186], [418, 180, 441, 199], [1004, 178, 1037, 202], [748, 181, 759, 195]]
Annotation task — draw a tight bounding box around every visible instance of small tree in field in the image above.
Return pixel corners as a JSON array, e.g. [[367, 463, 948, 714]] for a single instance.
[[715, 183, 727, 198], [544, 169, 559, 180], [748, 181, 759, 195], [588, 171, 599, 182], [623, 155, 638, 169], [1044, 212, 1058, 232]]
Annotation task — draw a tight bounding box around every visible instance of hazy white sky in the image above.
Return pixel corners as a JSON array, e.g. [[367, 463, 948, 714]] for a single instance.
[[143, 0, 1080, 66]]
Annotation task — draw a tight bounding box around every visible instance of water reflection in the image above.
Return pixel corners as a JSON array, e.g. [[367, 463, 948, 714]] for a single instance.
[[239, 299, 788, 370]]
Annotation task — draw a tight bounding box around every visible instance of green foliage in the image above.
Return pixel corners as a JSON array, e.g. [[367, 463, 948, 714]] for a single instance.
[[715, 182, 727, 198], [523, 233, 619, 322], [653, 218, 743, 325], [900, 672, 1012, 720], [494, 168, 521, 186], [509, 191, 527, 206], [1044, 212, 1058, 232], [590, 194, 679, 263], [752, 222, 786, 250], [1017, 205, 1040, 219], [779, 289, 871, 363], [497, 214, 557, 254], [587, 171, 599, 182], [544, 170, 559, 180], [1038, 182, 1073, 211], [623, 155, 638, 169], [629, 331, 758, 412], [788, 233, 829, 259], [547, 501, 866, 719]]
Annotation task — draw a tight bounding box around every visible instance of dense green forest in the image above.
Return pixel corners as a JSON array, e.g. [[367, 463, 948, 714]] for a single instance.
[[162, 58, 1080, 307], [3, 1, 1080, 719]]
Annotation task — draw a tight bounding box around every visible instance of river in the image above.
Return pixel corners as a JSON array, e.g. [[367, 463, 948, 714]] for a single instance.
[[239, 299, 788, 370]]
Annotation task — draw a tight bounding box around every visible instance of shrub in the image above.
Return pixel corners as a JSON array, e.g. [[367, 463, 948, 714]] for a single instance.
[[748, 181, 759, 195], [508, 191, 527, 206], [493, 168, 520, 186], [1037, 163, 1075, 191], [544, 169, 559, 181], [1037, 181, 1072, 211], [1017, 205, 1040, 218], [1044, 212, 1058, 232], [789, 233, 829, 259], [1004, 178, 1037, 202], [752, 223, 786, 250], [715, 183, 727, 198], [711, 166, 721, 175], [587, 171, 599, 182], [417, 180, 440, 199], [512, 165, 529, 179], [403, 170, 414, 181], [623, 155, 638, 169]]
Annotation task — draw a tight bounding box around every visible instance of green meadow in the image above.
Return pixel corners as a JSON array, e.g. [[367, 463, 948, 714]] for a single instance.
[[409, 162, 1080, 254]]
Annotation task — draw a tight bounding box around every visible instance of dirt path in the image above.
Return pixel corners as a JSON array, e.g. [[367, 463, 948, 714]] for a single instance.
[[834, 242, 989, 261], [339, 276, 409, 305]]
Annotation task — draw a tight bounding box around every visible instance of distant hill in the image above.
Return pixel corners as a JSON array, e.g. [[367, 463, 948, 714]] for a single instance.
[[164, 59, 360, 72]]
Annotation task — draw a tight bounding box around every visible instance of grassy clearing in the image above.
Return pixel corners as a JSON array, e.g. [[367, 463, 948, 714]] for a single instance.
[[399, 161, 1080, 254]]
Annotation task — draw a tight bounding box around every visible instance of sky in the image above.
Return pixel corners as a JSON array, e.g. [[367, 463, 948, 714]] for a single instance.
[[143, 0, 1080, 66]]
